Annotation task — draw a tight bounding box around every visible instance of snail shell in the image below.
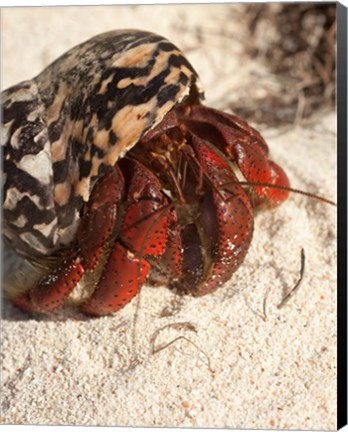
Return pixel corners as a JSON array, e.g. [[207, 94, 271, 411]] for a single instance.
[[1, 30, 203, 263]]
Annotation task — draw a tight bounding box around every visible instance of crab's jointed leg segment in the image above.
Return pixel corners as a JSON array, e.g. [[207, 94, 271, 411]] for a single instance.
[[82, 158, 169, 316], [15, 166, 125, 314], [77, 166, 125, 271], [181, 105, 290, 208], [82, 242, 151, 317], [188, 134, 254, 296], [13, 253, 85, 314]]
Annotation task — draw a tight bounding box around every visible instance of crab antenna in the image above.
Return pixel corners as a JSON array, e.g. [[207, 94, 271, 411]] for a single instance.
[[222, 180, 336, 207]]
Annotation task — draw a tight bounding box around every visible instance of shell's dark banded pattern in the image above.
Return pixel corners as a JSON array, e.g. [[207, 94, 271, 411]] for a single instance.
[[2, 30, 201, 262]]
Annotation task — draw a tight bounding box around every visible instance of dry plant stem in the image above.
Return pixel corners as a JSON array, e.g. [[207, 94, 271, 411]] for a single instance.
[[277, 248, 306, 309], [153, 335, 214, 375], [150, 322, 214, 373], [150, 322, 198, 352]]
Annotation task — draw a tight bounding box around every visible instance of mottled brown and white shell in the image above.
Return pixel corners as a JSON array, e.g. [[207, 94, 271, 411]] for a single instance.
[[1, 30, 202, 263]]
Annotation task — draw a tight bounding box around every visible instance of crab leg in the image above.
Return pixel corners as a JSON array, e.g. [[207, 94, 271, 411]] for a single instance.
[[19, 166, 125, 314], [182, 105, 290, 207], [82, 158, 169, 316], [12, 253, 85, 314], [186, 134, 254, 296], [77, 166, 125, 270], [28, 253, 85, 313]]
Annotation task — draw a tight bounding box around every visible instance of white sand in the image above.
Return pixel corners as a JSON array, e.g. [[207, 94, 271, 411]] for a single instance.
[[1, 5, 337, 429]]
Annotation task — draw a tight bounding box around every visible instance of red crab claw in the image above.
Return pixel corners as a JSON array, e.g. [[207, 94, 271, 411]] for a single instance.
[[180, 105, 290, 208], [152, 208, 183, 282], [12, 252, 85, 314], [77, 166, 125, 270], [82, 158, 169, 316], [28, 253, 85, 313], [19, 166, 125, 314], [188, 133, 254, 296]]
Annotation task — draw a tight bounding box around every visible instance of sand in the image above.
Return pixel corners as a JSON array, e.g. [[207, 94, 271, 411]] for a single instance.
[[1, 5, 337, 429]]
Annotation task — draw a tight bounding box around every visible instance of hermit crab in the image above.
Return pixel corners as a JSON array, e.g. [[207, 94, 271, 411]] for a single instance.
[[2, 30, 295, 317]]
